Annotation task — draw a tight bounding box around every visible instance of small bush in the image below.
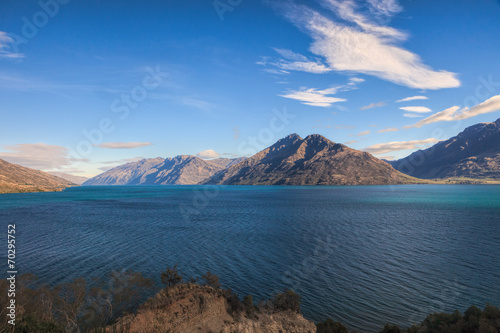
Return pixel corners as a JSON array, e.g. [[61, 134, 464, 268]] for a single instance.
[[161, 265, 183, 288], [316, 318, 349, 333], [379, 323, 401, 333], [272, 289, 301, 313], [14, 314, 65, 333], [243, 295, 254, 312], [201, 271, 220, 289]]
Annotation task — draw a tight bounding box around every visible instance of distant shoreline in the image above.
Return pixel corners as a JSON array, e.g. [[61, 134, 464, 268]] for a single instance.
[[3, 180, 500, 195]]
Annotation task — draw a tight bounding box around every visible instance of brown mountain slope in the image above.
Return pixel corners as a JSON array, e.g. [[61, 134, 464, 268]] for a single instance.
[[204, 134, 424, 185], [0, 159, 74, 194]]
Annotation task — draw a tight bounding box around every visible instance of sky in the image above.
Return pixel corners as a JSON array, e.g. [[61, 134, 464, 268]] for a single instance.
[[0, 0, 500, 177]]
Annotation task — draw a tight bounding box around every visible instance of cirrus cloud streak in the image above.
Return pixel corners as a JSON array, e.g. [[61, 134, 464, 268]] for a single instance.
[[405, 95, 500, 128], [363, 138, 440, 155], [97, 142, 153, 149]]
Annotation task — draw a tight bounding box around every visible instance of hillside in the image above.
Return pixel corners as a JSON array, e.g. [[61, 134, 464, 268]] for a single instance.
[[0, 159, 74, 194], [390, 118, 500, 179], [204, 134, 423, 185]]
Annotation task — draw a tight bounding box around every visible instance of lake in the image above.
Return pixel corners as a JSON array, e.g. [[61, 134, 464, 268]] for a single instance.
[[1, 185, 499, 332]]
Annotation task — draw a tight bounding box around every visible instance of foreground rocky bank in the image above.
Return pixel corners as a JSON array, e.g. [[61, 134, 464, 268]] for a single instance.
[[114, 283, 316, 333], [3, 268, 499, 333]]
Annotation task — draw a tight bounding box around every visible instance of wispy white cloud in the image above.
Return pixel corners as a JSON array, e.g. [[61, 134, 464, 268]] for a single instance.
[[335, 125, 356, 129], [377, 127, 398, 133], [0, 32, 24, 59], [177, 96, 215, 111], [356, 130, 371, 137], [257, 49, 331, 74], [0, 143, 86, 170], [366, 0, 402, 17], [280, 77, 363, 107], [263, 68, 290, 75], [361, 101, 386, 110], [348, 77, 365, 85], [363, 138, 439, 155], [97, 142, 153, 149], [403, 113, 424, 118], [196, 149, 220, 159], [344, 140, 358, 145], [147, 92, 217, 112], [274, 48, 309, 61], [405, 95, 500, 128], [396, 95, 428, 103], [280, 86, 346, 107], [264, 48, 331, 74], [99, 157, 145, 165], [399, 106, 432, 113], [277, 60, 331, 74], [275, 0, 460, 89]]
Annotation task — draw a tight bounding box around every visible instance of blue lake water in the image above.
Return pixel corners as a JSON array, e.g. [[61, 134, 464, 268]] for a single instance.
[[1, 185, 499, 332]]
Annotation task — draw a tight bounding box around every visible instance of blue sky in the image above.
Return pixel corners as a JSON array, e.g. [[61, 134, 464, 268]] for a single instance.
[[1, 0, 500, 176]]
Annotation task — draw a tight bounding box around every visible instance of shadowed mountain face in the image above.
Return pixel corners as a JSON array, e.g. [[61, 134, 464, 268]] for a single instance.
[[0, 159, 74, 194], [390, 118, 500, 179], [204, 134, 421, 185], [83, 156, 245, 186]]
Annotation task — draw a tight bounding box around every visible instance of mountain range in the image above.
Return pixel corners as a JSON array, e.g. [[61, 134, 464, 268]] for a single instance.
[[47, 172, 89, 185], [2, 118, 499, 194], [84, 134, 422, 186], [204, 134, 422, 185], [0, 159, 74, 194], [83, 156, 246, 186], [390, 118, 500, 179]]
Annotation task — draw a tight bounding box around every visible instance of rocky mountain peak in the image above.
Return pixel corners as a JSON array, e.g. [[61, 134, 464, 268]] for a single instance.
[[203, 134, 420, 185]]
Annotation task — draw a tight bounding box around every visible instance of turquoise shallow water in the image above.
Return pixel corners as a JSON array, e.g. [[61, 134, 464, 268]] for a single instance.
[[1, 185, 499, 332]]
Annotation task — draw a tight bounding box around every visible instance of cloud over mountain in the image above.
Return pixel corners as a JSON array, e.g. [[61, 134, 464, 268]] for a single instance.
[[363, 138, 439, 155], [405, 95, 500, 128]]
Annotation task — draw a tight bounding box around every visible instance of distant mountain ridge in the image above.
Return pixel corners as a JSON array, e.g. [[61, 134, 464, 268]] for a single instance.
[[390, 118, 500, 179], [203, 134, 422, 185], [47, 172, 88, 185], [83, 156, 245, 186], [0, 159, 74, 194]]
